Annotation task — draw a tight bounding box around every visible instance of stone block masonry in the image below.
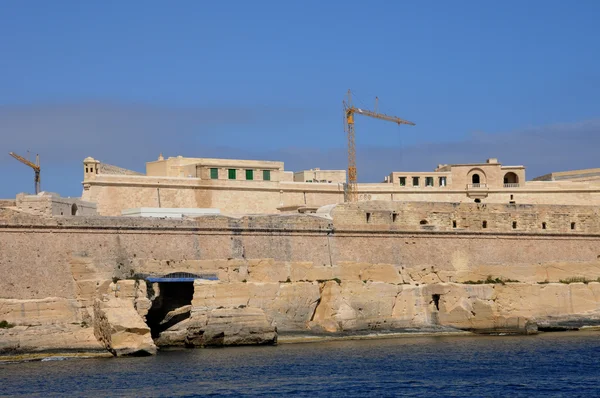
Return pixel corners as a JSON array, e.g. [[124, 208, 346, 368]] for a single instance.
[[2, 201, 600, 355]]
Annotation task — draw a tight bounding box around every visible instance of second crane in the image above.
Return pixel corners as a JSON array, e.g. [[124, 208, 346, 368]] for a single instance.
[[343, 89, 415, 202]]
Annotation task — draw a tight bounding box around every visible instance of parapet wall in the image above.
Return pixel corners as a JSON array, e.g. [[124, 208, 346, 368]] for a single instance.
[[329, 201, 600, 234]]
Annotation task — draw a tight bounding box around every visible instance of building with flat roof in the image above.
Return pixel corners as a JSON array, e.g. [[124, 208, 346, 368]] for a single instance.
[[532, 167, 600, 182], [81, 155, 600, 216]]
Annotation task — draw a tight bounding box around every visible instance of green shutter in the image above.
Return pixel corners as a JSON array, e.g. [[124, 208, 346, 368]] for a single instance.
[[263, 170, 271, 181], [228, 169, 236, 180], [210, 168, 218, 179], [245, 169, 254, 180]]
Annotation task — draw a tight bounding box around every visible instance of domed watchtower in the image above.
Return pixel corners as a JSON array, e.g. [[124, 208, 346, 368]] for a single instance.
[[83, 157, 100, 181]]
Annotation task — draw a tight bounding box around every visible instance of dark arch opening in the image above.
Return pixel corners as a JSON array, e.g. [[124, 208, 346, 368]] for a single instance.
[[474, 199, 481, 203], [420, 220, 428, 225], [146, 282, 194, 339], [504, 172, 519, 184], [71, 203, 78, 216], [472, 174, 481, 184]]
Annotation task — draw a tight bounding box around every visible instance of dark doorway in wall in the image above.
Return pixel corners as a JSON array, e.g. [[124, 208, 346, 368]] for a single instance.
[[474, 199, 481, 203], [472, 174, 480, 184], [146, 282, 194, 338], [71, 203, 78, 216], [431, 294, 440, 311]]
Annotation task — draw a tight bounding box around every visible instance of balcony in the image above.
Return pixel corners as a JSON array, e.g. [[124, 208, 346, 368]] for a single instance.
[[467, 183, 488, 189], [503, 183, 520, 188]]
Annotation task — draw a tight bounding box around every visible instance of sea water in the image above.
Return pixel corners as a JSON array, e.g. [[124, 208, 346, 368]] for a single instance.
[[1, 331, 600, 397]]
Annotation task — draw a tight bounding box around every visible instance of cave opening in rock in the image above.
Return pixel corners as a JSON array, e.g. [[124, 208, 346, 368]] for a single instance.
[[432, 294, 440, 311], [145, 282, 194, 338]]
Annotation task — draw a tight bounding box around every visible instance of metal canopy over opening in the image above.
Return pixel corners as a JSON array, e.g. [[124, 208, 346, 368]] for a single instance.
[[144, 272, 218, 283]]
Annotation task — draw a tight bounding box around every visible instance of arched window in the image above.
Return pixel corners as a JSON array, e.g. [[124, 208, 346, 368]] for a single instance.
[[503, 172, 519, 184], [71, 203, 79, 216], [472, 174, 480, 184]]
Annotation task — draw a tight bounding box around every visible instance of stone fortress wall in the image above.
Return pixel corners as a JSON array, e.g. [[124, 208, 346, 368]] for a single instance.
[[2, 200, 600, 355]]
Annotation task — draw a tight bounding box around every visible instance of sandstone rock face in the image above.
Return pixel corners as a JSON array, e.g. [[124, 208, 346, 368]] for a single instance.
[[186, 308, 277, 347], [0, 298, 83, 326], [153, 280, 278, 348], [107, 280, 152, 320], [0, 325, 105, 354], [93, 298, 157, 356], [185, 278, 600, 336], [310, 281, 401, 332], [192, 280, 320, 332]]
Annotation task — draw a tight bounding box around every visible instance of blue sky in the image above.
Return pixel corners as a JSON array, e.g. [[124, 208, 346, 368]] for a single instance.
[[1, 1, 599, 197]]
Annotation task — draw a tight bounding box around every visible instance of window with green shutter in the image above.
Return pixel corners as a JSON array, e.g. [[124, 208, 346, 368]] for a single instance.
[[245, 169, 254, 180], [228, 169, 236, 180], [263, 170, 271, 181], [210, 168, 218, 179]]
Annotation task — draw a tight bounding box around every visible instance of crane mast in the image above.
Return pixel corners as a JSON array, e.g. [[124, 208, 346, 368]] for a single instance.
[[343, 90, 415, 202], [9, 152, 41, 194]]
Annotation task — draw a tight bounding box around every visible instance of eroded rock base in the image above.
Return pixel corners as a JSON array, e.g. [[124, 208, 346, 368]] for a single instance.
[[93, 297, 157, 356], [156, 307, 277, 347]]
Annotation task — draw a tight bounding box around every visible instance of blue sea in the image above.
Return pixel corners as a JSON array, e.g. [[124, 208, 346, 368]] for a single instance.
[[1, 331, 600, 397]]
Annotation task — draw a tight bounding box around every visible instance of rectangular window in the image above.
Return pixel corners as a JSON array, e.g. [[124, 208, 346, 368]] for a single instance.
[[412, 177, 420, 187], [439, 177, 446, 187], [245, 169, 254, 180], [425, 177, 434, 187], [210, 168, 218, 179], [263, 170, 271, 181], [228, 169, 237, 180], [399, 177, 406, 186]]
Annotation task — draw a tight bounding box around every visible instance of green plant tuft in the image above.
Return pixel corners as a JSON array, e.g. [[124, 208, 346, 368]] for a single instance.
[[462, 275, 520, 285], [0, 320, 15, 329], [559, 276, 593, 284]]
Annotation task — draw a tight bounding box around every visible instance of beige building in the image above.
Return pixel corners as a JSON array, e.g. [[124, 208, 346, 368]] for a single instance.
[[15, 192, 97, 217], [81, 155, 600, 216], [533, 167, 600, 182], [293, 168, 347, 184]]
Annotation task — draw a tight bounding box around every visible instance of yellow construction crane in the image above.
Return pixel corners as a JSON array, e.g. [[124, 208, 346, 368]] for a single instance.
[[343, 89, 415, 202], [9, 152, 41, 194]]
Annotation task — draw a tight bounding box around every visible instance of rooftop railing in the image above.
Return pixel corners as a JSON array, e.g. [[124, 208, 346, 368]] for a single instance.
[[504, 183, 520, 188]]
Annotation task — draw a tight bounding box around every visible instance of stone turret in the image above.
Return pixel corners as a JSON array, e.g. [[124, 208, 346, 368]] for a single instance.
[[83, 157, 100, 181]]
